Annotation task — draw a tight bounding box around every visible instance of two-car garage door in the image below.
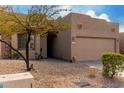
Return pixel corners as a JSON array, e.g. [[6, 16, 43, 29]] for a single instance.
[[75, 37, 115, 61]]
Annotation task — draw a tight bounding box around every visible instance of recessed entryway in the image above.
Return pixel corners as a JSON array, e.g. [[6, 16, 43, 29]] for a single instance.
[[47, 32, 57, 58]]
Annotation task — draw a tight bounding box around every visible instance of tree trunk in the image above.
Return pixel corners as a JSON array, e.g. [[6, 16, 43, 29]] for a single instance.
[[25, 31, 31, 71]]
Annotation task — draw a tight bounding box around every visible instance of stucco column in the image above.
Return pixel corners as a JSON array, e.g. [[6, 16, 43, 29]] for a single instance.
[[11, 34, 18, 49], [0, 36, 1, 58]]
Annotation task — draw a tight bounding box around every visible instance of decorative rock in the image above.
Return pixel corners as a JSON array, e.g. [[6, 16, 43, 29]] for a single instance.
[[0, 72, 34, 88]]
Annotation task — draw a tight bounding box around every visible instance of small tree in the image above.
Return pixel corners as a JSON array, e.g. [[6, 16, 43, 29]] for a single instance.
[[0, 5, 70, 71]]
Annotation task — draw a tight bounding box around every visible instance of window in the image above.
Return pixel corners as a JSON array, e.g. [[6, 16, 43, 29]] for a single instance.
[[18, 34, 26, 50], [18, 34, 35, 50]]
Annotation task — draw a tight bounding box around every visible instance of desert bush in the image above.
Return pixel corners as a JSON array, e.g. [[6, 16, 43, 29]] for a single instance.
[[101, 52, 124, 78], [11, 51, 20, 59]]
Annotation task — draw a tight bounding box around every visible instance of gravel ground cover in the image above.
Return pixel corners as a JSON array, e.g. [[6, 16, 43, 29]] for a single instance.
[[0, 59, 124, 88]]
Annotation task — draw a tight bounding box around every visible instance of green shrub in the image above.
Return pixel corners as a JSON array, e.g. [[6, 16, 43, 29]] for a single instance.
[[101, 52, 124, 78], [11, 51, 20, 59]]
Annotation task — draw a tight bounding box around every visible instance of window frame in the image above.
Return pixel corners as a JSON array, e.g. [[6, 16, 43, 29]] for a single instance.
[[18, 34, 36, 50]]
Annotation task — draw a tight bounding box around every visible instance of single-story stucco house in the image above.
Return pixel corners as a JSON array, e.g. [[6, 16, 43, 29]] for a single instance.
[[0, 13, 119, 62]]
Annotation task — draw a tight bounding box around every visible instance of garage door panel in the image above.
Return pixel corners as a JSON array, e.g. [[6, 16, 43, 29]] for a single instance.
[[75, 38, 115, 61]]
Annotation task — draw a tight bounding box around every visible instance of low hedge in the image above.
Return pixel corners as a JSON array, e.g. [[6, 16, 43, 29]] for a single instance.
[[101, 52, 124, 78]]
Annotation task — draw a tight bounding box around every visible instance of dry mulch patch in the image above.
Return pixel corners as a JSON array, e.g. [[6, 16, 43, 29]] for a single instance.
[[0, 59, 124, 88]]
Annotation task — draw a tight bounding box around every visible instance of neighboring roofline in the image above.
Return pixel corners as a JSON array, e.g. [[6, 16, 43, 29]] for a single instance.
[[63, 12, 91, 19]]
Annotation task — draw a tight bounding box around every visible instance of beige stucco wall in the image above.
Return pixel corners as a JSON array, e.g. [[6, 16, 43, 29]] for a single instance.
[[119, 32, 124, 53], [50, 31, 71, 61], [0, 35, 11, 59], [49, 14, 71, 61], [40, 37, 47, 58], [0, 35, 47, 59]]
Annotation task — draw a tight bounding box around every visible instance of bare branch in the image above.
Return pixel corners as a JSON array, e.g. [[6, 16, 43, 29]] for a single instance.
[[7, 6, 26, 28]]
